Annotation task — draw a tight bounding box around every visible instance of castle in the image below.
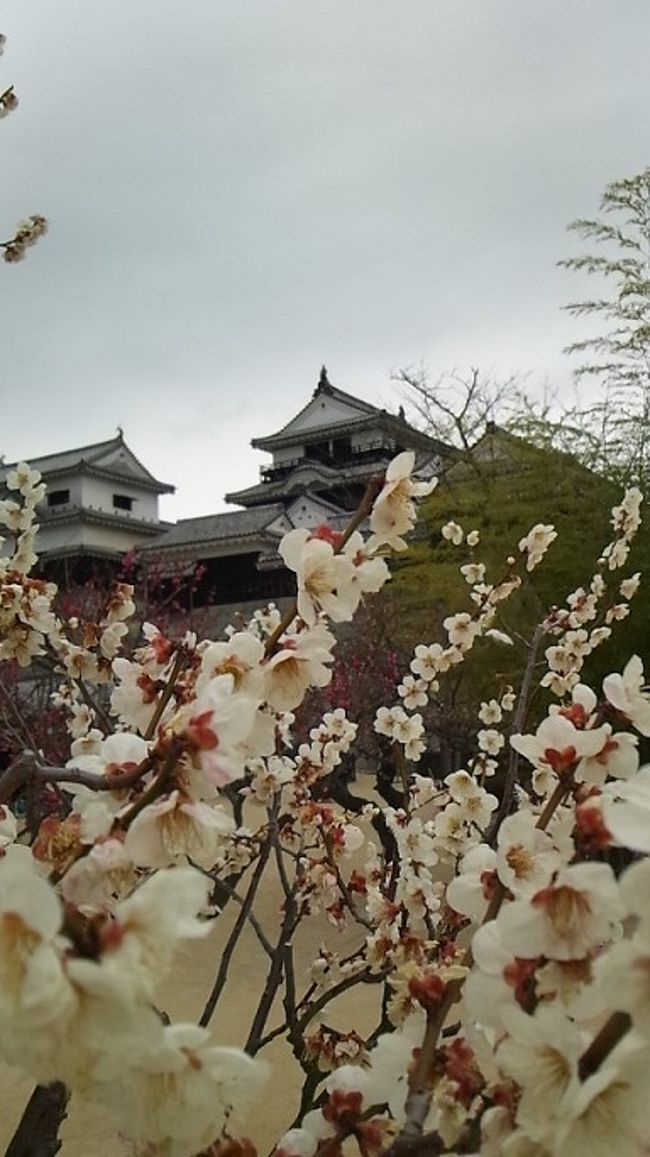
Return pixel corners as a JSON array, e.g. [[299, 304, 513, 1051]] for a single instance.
[[2, 369, 447, 613]]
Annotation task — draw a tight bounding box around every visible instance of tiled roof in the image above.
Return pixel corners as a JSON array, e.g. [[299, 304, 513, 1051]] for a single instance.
[[2, 434, 174, 494], [138, 503, 287, 551], [2, 435, 123, 475], [226, 450, 441, 506], [253, 380, 381, 447], [252, 373, 448, 454]]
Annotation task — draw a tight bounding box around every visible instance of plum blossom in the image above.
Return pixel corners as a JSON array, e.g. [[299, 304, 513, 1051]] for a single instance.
[[264, 623, 335, 710], [340, 530, 390, 598], [442, 520, 464, 545], [167, 672, 260, 786], [620, 572, 641, 599], [367, 451, 436, 552], [374, 703, 408, 739], [105, 1023, 268, 1156], [389, 812, 438, 868], [610, 486, 643, 536], [478, 727, 504, 756], [124, 790, 235, 869], [443, 611, 480, 650], [391, 710, 426, 758], [518, 523, 557, 570], [511, 713, 610, 779], [410, 642, 446, 682], [495, 811, 562, 898], [497, 861, 623, 961], [0, 805, 17, 849], [574, 727, 638, 786], [501, 687, 516, 711], [460, 561, 486, 584], [60, 837, 137, 909], [443, 770, 497, 828], [432, 802, 474, 857], [111, 657, 162, 734], [462, 920, 525, 1030], [478, 698, 502, 725], [601, 765, 650, 852], [603, 655, 650, 735], [98, 868, 213, 1004], [446, 843, 497, 922], [280, 527, 359, 625], [0, 851, 74, 1035], [594, 858, 650, 1037], [397, 674, 428, 710], [67, 730, 149, 781], [552, 1039, 649, 1156], [196, 631, 265, 698], [496, 1003, 586, 1148], [247, 754, 296, 803], [5, 461, 42, 495]]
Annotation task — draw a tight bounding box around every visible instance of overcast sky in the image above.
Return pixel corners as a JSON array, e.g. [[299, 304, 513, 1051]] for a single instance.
[[2, 1, 648, 520]]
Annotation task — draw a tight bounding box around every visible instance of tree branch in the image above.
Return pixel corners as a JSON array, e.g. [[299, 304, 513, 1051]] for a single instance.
[[4, 1082, 69, 1157]]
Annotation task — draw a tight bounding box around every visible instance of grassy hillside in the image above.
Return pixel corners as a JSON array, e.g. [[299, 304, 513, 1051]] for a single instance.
[[385, 429, 650, 707]]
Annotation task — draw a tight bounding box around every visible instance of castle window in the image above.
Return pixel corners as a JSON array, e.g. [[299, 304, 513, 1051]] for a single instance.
[[113, 494, 134, 512], [47, 489, 70, 507], [332, 436, 352, 462], [308, 439, 330, 464]]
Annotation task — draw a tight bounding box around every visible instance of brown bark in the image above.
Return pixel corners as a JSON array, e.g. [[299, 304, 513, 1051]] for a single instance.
[[5, 1082, 69, 1157]]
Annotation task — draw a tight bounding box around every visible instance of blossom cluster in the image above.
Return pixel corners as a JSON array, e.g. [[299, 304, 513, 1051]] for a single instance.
[[0, 449, 649, 1156], [2, 213, 48, 264]]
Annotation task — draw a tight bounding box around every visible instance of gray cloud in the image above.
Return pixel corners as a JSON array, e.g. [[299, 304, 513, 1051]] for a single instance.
[[2, 0, 648, 517]]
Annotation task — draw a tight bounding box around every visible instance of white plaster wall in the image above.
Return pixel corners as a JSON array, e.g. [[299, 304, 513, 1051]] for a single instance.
[[79, 523, 157, 551], [41, 472, 82, 507], [283, 395, 365, 434], [351, 427, 390, 452], [285, 496, 339, 528], [80, 475, 159, 521], [271, 446, 305, 467]]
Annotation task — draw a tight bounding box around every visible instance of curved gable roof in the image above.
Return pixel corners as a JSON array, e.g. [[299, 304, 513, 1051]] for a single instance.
[[2, 434, 174, 495]]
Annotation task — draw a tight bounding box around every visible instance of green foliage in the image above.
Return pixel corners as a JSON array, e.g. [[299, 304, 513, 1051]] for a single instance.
[[388, 429, 650, 712], [560, 167, 650, 490]]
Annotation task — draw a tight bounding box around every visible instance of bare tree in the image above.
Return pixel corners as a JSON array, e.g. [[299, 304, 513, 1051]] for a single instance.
[[394, 365, 528, 455]]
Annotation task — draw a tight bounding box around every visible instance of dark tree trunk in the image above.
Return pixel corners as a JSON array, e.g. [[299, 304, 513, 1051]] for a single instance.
[[5, 1083, 69, 1157]]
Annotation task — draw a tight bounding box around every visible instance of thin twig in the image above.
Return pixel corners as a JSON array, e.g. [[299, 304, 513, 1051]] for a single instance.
[[208, 875, 275, 957], [321, 830, 373, 930], [144, 647, 187, 741], [295, 966, 380, 1036], [116, 739, 183, 827], [0, 673, 39, 751], [484, 622, 545, 844], [76, 677, 113, 735], [578, 1011, 632, 1081], [199, 837, 274, 1027], [245, 825, 301, 1054]]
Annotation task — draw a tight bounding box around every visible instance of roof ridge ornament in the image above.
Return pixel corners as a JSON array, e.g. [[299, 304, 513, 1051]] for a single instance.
[[316, 364, 334, 396]]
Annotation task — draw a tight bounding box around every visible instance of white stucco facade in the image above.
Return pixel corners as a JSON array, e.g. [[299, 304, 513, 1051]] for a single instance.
[[1, 434, 173, 563], [78, 474, 159, 522]]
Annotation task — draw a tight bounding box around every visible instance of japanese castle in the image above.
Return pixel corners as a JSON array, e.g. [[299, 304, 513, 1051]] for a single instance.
[[2, 369, 447, 611]]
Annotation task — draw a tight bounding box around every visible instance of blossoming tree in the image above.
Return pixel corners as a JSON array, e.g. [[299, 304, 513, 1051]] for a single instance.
[[1, 434, 649, 1157]]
